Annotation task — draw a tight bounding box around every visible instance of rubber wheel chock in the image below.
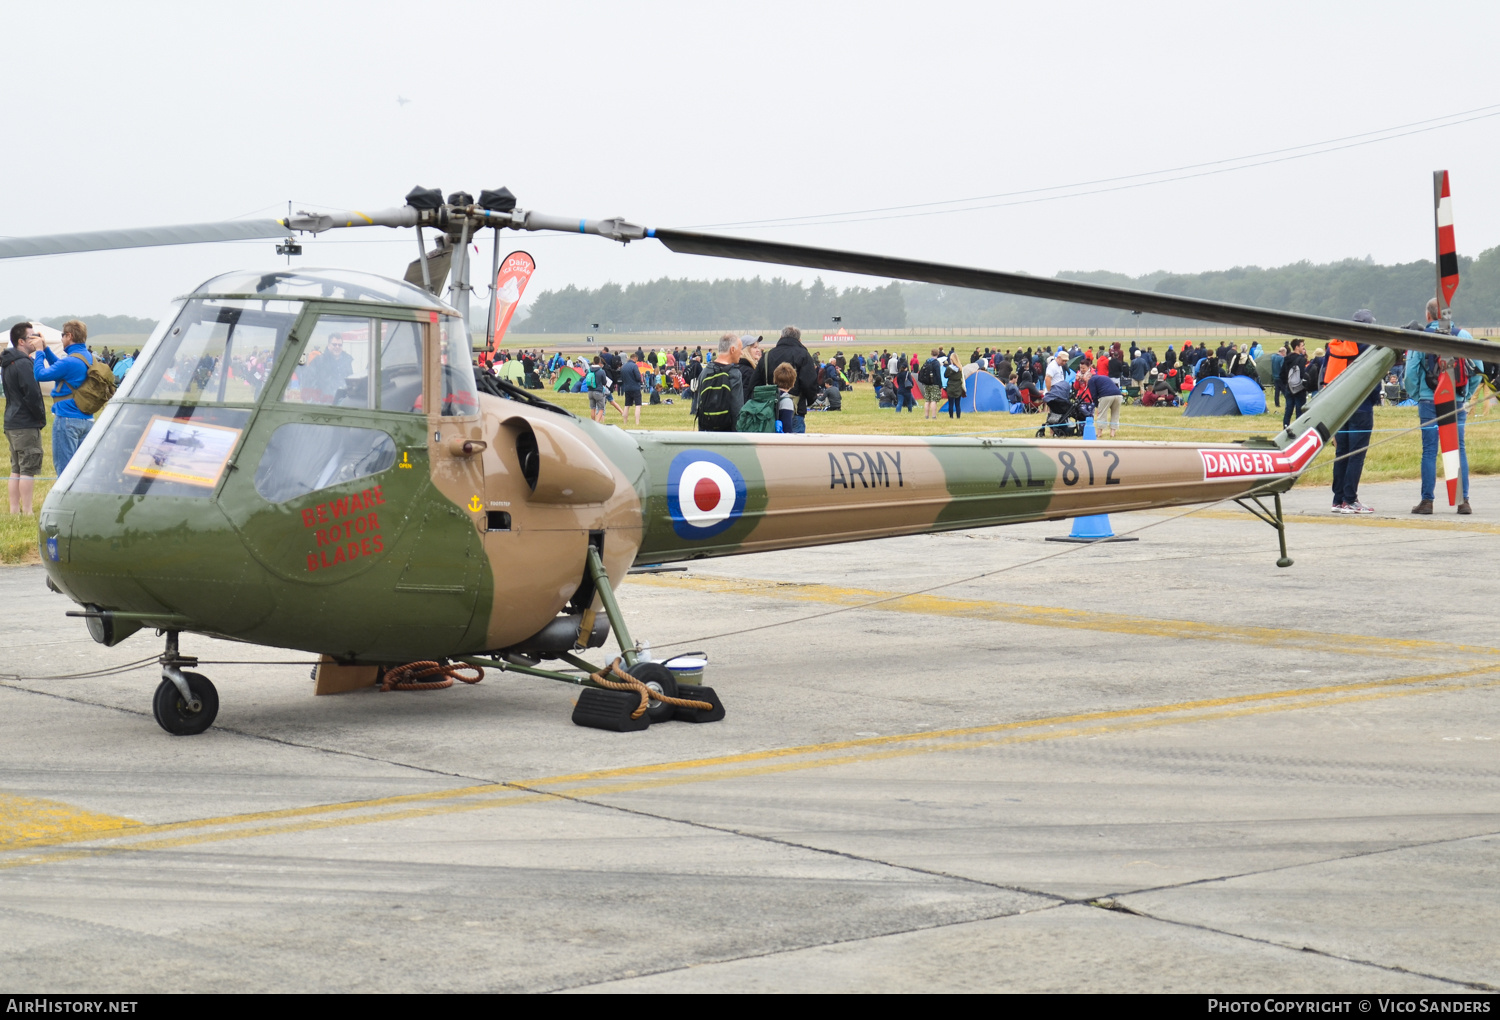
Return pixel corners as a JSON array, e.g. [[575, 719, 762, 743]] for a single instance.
[[673, 684, 726, 723], [572, 686, 651, 731]]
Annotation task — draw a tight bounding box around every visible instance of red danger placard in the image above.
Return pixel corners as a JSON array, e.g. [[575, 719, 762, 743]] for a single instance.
[[1199, 431, 1322, 481]]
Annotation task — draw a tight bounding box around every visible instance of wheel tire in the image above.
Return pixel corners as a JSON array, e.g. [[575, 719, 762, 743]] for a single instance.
[[627, 661, 679, 723], [1035, 427, 1046, 438], [152, 672, 219, 736]]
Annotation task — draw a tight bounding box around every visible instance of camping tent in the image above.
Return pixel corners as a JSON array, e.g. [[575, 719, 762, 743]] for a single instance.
[[1254, 351, 1276, 386], [497, 359, 526, 384], [554, 364, 585, 392], [1183, 375, 1266, 416], [908, 371, 1010, 412], [961, 371, 1010, 413]]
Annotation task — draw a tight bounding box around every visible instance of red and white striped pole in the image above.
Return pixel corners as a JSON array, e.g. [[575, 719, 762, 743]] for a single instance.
[[1434, 170, 1460, 319], [1433, 170, 1462, 506]]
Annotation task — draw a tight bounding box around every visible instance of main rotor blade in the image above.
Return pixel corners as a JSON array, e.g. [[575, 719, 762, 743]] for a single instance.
[[0, 219, 290, 260], [653, 228, 1500, 363]]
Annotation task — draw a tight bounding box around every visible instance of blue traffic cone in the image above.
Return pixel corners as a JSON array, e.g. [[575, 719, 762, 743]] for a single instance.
[[1046, 416, 1139, 543]]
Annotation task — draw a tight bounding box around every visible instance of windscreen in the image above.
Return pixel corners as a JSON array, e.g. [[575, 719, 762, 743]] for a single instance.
[[128, 299, 301, 405], [438, 315, 478, 416]]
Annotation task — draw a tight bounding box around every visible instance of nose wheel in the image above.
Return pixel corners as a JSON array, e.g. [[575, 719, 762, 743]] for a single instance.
[[153, 631, 219, 735], [153, 671, 219, 735]]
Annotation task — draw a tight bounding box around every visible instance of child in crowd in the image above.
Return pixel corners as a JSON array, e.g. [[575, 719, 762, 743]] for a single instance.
[[774, 362, 797, 434]]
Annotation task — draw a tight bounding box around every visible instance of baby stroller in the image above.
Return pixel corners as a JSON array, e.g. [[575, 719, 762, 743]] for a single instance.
[[1036, 396, 1091, 438]]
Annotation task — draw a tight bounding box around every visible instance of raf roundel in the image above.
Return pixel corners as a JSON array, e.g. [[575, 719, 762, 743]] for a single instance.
[[667, 451, 747, 540]]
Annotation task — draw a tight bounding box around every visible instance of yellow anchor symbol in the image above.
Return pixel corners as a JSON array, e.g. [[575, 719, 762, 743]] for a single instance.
[[468, 495, 483, 513], [398, 451, 413, 469]]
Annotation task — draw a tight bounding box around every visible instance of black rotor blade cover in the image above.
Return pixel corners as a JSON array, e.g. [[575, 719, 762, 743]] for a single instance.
[[653, 228, 1500, 362], [405, 186, 444, 210], [479, 187, 516, 213]]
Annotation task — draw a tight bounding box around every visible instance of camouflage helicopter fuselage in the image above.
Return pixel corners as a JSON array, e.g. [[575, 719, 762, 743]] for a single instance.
[[38, 270, 1393, 665]]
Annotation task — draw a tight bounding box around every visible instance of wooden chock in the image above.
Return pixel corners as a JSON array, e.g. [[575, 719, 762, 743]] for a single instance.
[[314, 656, 381, 695]]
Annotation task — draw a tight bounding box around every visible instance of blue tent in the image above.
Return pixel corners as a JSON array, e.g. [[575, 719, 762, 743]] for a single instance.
[[961, 371, 1010, 413], [1183, 375, 1266, 416]]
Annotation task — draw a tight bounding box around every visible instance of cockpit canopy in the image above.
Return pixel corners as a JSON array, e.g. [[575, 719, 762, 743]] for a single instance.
[[56, 268, 480, 501], [114, 268, 476, 412]]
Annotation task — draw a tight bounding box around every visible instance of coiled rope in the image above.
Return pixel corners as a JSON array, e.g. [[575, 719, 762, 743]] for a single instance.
[[381, 660, 485, 691], [589, 658, 713, 719]]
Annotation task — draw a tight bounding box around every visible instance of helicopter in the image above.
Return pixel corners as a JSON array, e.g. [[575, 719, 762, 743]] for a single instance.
[[3, 181, 1494, 736]]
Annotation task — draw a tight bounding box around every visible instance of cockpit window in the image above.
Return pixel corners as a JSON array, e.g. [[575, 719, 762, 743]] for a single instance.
[[283, 317, 373, 407], [438, 315, 479, 417], [128, 299, 299, 404]]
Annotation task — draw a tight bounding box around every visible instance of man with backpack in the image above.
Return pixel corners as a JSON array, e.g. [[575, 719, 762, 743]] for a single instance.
[[918, 348, 944, 420], [1278, 339, 1310, 429], [752, 326, 819, 434], [583, 356, 608, 423], [1407, 298, 1482, 515], [32, 319, 112, 474], [695, 334, 744, 433]]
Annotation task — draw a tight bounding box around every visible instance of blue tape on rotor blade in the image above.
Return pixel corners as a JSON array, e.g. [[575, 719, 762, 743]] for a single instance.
[[579, 220, 587, 233], [647, 228, 656, 238]]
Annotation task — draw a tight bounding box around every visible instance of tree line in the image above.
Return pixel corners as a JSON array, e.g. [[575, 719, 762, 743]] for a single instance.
[[515, 276, 907, 333], [0, 313, 158, 336], [903, 248, 1500, 328]]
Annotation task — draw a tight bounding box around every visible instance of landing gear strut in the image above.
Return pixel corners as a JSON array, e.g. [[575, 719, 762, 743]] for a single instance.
[[152, 631, 219, 735], [1235, 491, 1294, 568], [461, 547, 727, 732]]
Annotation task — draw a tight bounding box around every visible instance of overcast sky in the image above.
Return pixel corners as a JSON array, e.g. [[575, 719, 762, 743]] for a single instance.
[[4, 0, 1499, 319]]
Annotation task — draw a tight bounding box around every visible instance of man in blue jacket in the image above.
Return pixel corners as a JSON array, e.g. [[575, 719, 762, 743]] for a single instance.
[[1406, 299, 1481, 515], [620, 352, 643, 426], [31, 319, 94, 474]]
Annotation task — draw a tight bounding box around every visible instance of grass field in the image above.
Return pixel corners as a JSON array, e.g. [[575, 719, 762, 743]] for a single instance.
[[5, 382, 1496, 565], [0, 420, 54, 565]]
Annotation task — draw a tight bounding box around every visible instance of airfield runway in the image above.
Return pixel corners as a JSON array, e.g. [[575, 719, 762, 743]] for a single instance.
[[1, 474, 1498, 993]]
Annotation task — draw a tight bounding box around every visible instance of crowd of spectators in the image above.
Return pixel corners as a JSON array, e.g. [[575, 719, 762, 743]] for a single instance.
[[474, 327, 1488, 517]]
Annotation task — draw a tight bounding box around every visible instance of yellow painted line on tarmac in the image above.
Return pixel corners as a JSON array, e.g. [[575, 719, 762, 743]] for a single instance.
[[522, 662, 1500, 787], [528, 674, 1500, 802], [0, 790, 551, 872], [0, 778, 525, 853], [627, 574, 1500, 661], [2, 663, 1496, 871], [0, 793, 141, 849]]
